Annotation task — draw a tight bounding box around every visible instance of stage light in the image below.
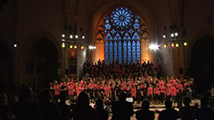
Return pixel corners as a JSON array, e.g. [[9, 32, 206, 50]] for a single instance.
[[176, 43, 179, 47], [81, 46, 84, 50], [69, 35, 73, 39], [164, 44, 167, 48], [171, 43, 175, 47], [74, 45, 77, 49], [175, 32, 178, 36], [171, 33, 174, 37], [75, 35, 78, 39], [70, 45, 73, 49], [82, 35, 85, 39], [184, 42, 187, 46], [13, 43, 17, 48], [62, 33, 65, 38], [163, 34, 166, 38], [62, 43, 65, 48], [89, 45, 96, 50], [149, 43, 160, 51]]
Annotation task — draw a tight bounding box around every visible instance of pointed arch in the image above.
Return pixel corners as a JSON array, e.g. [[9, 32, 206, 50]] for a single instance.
[[16, 29, 62, 83]]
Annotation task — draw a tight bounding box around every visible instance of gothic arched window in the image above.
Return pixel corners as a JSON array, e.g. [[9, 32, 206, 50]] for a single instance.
[[104, 7, 141, 64]]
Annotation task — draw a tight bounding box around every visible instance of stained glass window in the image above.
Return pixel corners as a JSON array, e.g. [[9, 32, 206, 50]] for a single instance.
[[104, 6, 141, 64], [109, 41, 113, 63], [114, 41, 117, 61], [137, 40, 141, 62], [105, 41, 109, 64]]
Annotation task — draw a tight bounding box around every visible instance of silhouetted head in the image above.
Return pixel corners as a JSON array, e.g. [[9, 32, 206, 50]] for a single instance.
[[77, 92, 89, 107], [96, 98, 103, 108], [59, 92, 66, 102], [201, 96, 209, 106], [141, 99, 150, 111], [119, 91, 127, 101], [183, 97, 191, 106], [0, 93, 7, 104], [165, 100, 172, 109], [19, 86, 33, 101]]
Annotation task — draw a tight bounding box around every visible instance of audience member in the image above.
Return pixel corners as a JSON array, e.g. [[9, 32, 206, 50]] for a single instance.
[[96, 98, 108, 120], [73, 92, 98, 120], [136, 99, 154, 120], [193, 96, 214, 120], [38, 88, 61, 120], [179, 97, 195, 120], [0, 93, 10, 120], [12, 86, 43, 120], [111, 91, 134, 120], [158, 100, 178, 120], [57, 92, 72, 119]]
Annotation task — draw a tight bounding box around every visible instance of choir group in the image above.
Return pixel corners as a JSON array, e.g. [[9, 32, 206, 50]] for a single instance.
[[50, 60, 195, 106]]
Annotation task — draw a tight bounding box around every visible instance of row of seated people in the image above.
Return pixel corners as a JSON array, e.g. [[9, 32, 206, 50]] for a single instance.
[[51, 75, 195, 109], [83, 60, 156, 79], [0, 86, 213, 120]]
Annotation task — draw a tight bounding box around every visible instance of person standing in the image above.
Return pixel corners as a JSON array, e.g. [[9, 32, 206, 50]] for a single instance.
[[158, 100, 178, 120], [179, 97, 195, 120], [112, 91, 134, 120], [193, 97, 214, 120], [95, 99, 108, 120], [147, 84, 153, 102], [12, 86, 43, 120], [54, 80, 60, 103], [209, 85, 214, 98], [136, 99, 154, 120], [160, 84, 165, 104]]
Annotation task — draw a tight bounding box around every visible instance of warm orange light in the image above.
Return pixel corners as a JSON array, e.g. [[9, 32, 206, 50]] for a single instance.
[[171, 43, 174, 47], [74, 45, 77, 49], [164, 44, 167, 48], [70, 45, 73, 49], [81, 46, 84, 50]]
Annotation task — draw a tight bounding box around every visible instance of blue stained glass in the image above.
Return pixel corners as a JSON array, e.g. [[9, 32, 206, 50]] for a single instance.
[[105, 33, 111, 40], [105, 24, 111, 30], [137, 40, 141, 62], [110, 7, 133, 29], [105, 19, 110, 23], [132, 41, 136, 63], [120, 31, 125, 35], [132, 32, 140, 40], [111, 29, 116, 35], [104, 6, 141, 65], [123, 41, 127, 64], [135, 19, 139, 23], [133, 23, 140, 29], [105, 41, 109, 64], [128, 41, 131, 64], [114, 41, 117, 61], [109, 41, 113, 63], [118, 41, 122, 64], [123, 32, 131, 40], [114, 33, 121, 40], [128, 29, 134, 34]]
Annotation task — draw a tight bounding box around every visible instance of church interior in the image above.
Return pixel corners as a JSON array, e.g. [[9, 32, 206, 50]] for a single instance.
[[0, 0, 214, 95]]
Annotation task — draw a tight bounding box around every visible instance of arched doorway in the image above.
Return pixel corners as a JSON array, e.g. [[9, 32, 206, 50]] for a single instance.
[[0, 41, 11, 85], [27, 37, 59, 89], [190, 35, 214, 96]]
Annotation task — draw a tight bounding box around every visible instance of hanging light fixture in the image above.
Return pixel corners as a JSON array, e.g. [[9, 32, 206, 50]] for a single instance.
[[163, 24, 187, 48]]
